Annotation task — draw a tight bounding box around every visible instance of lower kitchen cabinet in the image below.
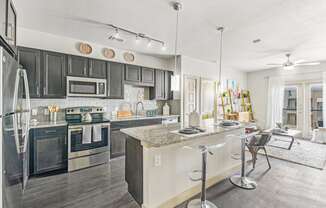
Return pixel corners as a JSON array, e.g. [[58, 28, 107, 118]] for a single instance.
[[110, 118, 162, 159], [30, 126, 67, 175]]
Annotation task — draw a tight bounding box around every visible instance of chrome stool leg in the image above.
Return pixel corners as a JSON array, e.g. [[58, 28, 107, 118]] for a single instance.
[[229, 134, 257, 190], [188, 146, 218, 208]]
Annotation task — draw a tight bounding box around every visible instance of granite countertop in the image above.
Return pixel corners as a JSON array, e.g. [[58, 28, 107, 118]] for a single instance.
[[110, 114, 180, 122], [120, 123, 245, 148], [29, 120, 68, 129]]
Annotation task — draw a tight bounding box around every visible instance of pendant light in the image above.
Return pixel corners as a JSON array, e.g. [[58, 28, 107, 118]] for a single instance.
[[214, 26, 225, 123], [170, 2, 182, 92]]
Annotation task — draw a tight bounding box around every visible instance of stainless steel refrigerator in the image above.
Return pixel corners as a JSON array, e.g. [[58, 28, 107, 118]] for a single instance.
[[0, 46, 31, 208]]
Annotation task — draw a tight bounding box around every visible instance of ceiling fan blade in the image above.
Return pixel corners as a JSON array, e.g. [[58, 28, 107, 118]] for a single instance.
[[267, 63, 283, 66], [294, 59, 306, 64], [295, 62, 320, 66]]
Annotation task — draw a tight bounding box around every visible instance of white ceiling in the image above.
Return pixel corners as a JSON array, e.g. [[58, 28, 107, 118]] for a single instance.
[[14, 0, 326, 71]]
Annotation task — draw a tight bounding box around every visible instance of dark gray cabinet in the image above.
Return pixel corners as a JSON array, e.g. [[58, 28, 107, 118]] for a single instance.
[[110, 118, 162, 159], [110, 130, 126, 158], [141, 67, 155, 86], [42, 51, 66, 98], [125, 64, 141, 84], [0, 0, 6, 39], [108, 62, 124, 99], [67, 55, 88, 77], [30, 126, 67, 175], [89, 59, 107, 79], [150, 69, 172, 100], [18, 47, 41, 98]]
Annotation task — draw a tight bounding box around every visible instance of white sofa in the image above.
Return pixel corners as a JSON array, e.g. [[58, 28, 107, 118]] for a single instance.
[[312, 127, 326, 144]]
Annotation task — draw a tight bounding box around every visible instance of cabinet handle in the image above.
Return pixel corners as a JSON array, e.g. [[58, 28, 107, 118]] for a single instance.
[[45, 130, 57, 134], [36, 86, 40, 96]]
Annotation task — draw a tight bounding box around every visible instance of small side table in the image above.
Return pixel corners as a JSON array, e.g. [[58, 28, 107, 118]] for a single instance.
[[229, 132, 258, 190]]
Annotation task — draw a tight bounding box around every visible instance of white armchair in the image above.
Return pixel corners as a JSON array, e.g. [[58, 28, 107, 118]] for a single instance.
[[312, 127, 326, 144]]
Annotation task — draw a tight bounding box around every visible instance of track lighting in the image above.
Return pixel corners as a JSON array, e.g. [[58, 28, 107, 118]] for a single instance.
[[147, 39, 152, 48], [135, 35, 140, 44], [113, 28, 120, 39]]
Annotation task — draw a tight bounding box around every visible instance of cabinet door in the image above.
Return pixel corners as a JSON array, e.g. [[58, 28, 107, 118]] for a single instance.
[[110, 130, 126, 159], [18, 47, 41, 98], [125, 64, 141, 83], [108, 62, 124, 99], [5, 0, 16, 48], [33, 129, 67, 174], [141, 67, 155, 86], [0, 0, 6, 38], [42, 51, 66, 98], [155, 69, 165, 100], [89, 59, 107, 79], [164, 71, 172, 100], [67, 55, 88, 77]]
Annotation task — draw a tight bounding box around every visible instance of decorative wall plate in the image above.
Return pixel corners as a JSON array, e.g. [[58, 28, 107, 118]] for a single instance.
[[79, 42, 92, 55], [103, 48, 116, 59], [123, 52, 135, 62]]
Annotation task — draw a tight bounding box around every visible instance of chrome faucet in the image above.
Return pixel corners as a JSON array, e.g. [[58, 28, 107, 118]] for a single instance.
[[135, 101, 144, 117]]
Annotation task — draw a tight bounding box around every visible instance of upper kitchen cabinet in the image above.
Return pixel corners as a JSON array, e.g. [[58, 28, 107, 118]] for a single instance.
[[42, 51, 67, 98], [18, 47, 41, 98], [141, 67, 155, 87], [107, 62, 124, 99], [5, 0, 16, 50], [89, 59, 107, 79], [150, 69, 173, 100], [0, 0, 16, 55], [0, 0, 6, 39], [67, 55, 88, 77], [125, 64, 141, 84]]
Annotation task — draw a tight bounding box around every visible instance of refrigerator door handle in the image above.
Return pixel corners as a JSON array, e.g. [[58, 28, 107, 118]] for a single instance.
[[12, 68, 31, 154], [21, 69, 31, 153]]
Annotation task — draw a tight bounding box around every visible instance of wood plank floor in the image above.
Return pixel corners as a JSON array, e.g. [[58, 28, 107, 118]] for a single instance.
[[23, 156, 326, 208]]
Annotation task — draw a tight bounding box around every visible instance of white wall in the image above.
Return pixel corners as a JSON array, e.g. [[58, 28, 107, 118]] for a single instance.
[[180, 56, 247, 89], [247, 64, 326, 127], [17, 27, 173, 70]]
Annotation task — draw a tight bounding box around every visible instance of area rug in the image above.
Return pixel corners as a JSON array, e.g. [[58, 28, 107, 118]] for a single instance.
[[261, 136, 326, 170]]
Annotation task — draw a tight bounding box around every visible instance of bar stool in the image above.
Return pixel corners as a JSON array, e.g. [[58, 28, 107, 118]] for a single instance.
[[185, 143, 225, 208], [228, 133, 257, 190]]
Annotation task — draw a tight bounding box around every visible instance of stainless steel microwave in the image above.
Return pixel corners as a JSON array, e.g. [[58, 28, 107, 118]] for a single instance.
[[66, 76, 107, 97]]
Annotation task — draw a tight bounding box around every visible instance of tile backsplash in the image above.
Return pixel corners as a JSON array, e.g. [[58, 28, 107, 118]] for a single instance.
[[30, 85, 158, 119]]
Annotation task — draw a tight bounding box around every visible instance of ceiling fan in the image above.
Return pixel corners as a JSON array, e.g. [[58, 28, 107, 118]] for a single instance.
[[267, 53, 320, 70]]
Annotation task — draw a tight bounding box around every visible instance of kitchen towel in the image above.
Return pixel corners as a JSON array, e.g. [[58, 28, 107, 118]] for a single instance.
[[93, 124, 102, 142], [82, 125, 92, 144]]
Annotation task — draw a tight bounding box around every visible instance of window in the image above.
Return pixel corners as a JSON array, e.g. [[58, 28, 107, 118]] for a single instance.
[[310, 84, 323, 129], [283, 86, 297, 128]]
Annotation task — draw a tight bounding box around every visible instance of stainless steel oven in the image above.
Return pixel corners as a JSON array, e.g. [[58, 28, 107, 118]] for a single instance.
[[68, 123, 110, 172], [66, 76, 107, 97]]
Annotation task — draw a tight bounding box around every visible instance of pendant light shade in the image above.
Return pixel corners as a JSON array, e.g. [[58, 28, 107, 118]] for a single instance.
[[171, 2, 182, 92]]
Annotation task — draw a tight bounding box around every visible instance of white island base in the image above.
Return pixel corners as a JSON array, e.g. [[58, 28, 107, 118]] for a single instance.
[[122, 125, 244, 208]]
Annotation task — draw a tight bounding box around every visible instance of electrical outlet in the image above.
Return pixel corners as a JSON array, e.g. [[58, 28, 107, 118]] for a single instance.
[[31, 109, 38, 116], [154, 155, 161, 167]]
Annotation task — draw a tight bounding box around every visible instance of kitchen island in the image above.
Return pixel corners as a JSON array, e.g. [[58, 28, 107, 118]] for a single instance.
[[121, 123, 245, 208]]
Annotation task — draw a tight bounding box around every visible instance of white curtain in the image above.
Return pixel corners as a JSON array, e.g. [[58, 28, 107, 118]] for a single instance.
[[323, 72, 326, 127], [266, 76, 285, 129]]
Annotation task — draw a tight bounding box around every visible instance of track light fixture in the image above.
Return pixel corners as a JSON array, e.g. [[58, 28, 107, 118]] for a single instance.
[[107, 25, 166, 50]]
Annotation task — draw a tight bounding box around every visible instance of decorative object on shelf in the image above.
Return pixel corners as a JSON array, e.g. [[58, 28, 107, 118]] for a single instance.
[[241, 90, 254, 121], [78, 42, 92, 55], [123, 52, 135, 62], [103, 48, 115, 59]]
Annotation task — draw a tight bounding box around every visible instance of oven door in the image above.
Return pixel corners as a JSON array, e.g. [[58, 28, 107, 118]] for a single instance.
[[68, 124, 110, 159], [66, 76, 107, 97]]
